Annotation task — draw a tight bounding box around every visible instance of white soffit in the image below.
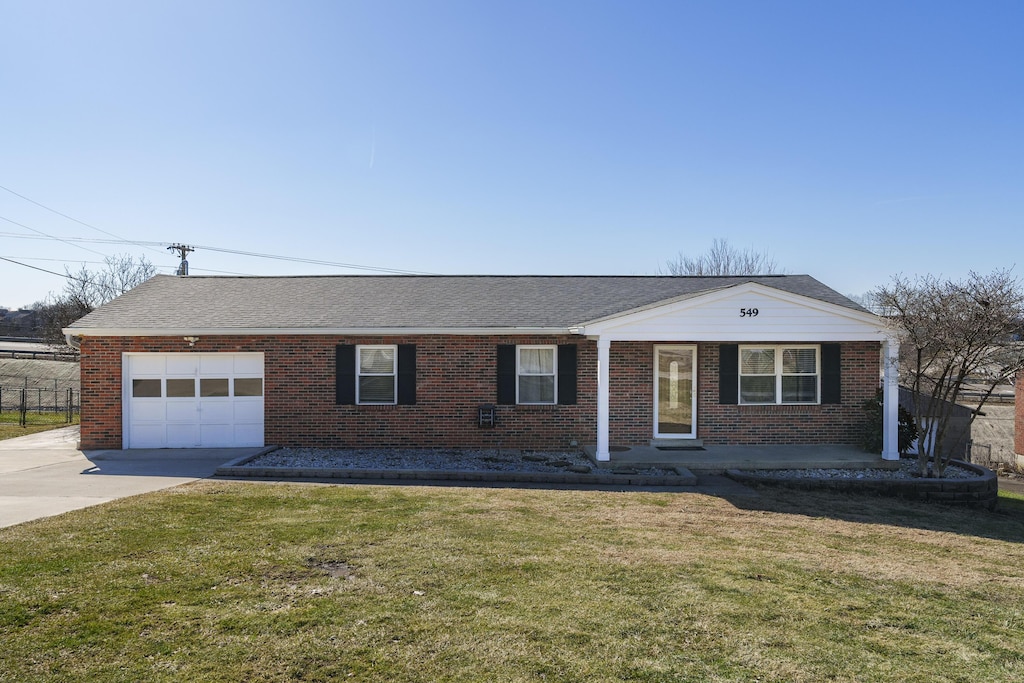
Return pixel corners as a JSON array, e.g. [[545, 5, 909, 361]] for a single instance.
[[577, 282, 888, 342]]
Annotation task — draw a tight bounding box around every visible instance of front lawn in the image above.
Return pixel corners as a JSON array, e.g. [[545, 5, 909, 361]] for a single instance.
[[1, 483, 1022, 682]]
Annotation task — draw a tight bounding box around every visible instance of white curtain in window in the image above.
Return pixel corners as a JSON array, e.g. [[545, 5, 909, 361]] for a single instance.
[[520, 348, 554, 374], [741, 348, 775, 374], [360, 347, 395, 374], [782, 348, 816, 374]]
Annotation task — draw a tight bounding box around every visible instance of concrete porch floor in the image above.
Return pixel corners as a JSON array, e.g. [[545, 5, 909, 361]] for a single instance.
[[583, 444, 897, 472]]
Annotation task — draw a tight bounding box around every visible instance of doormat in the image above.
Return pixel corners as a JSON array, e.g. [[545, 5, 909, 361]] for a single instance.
[[655, 446, 706, 451]]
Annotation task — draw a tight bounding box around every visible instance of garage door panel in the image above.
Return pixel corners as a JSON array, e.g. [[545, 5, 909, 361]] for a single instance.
[[233, 355, 263, 374], [132, 401, 168, 421], [200, 355, 235, 374], [165, 356, 200, 374], [130, 355, 167, 374], [199, 424, 234, 447], [233, 425, 264, 446], [233, 401, 264, 422], [166, 401, 199, 421], [166, 425, 200, 448], [199, 401, 234, 422], [125, 352, 264, 449], [130, 424, 167, 449]]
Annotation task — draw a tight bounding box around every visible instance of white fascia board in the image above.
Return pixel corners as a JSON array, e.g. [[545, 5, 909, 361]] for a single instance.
[[588, 331, 888, 342], [577, 282, 883, 335], [63, 326, 572, 337]]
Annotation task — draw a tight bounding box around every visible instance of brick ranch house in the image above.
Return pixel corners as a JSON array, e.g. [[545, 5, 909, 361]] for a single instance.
[[65, 274, 903, 463]]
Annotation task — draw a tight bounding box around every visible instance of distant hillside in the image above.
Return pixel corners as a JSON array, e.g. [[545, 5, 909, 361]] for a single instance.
[[0, 358, 80, 391]]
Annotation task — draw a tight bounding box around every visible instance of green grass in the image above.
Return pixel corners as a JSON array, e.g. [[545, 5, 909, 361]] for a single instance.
[[0, 411, 78, 440], [2, 483, 1023, 682]]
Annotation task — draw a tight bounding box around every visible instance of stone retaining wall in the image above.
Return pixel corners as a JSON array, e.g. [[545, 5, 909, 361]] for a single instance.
[[726, 460, 998, 510]]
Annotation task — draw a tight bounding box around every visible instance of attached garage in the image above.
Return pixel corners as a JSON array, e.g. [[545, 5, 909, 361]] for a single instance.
[[123, 352, 264, 448]]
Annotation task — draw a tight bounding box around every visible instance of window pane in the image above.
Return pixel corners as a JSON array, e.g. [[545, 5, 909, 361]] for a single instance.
[[782, 375, 818, 403], [359, 376, 395, 403], [741, 348, 775, 374], [200, 378, 229, 397], [234, 378, 263, 397], [359, 347, 395, 374], [132, 379, 161, 398], [166, 378, 195, 398], [782, 348, 816, 374], [519, 376, 555, 404], [520, 348, 554, 374], [740, 376, 775, 403]]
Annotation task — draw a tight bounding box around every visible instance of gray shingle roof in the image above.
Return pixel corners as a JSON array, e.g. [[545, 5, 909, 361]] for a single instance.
[[68, 274, 868, 332]]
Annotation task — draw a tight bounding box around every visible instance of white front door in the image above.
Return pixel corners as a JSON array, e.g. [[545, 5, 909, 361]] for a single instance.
[[124, 353, 264, 448], [654, 345, 696, 439]]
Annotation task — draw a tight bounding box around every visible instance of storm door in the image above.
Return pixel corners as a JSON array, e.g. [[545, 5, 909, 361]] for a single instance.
[[654, 345, 697, 439]]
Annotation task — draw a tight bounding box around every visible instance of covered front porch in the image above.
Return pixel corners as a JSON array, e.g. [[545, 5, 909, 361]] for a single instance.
[[570, 281, 901, 464]]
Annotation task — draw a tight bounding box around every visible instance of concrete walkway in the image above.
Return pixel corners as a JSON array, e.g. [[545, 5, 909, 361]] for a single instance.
[[0, 426, 261, 528]]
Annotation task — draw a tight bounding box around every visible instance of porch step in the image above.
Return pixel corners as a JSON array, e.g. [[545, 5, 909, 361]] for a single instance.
[[649, 438, 704, 450]]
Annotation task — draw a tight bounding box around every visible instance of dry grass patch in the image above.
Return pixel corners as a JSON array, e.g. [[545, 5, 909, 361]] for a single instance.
[[1, 482, 1023, 682]]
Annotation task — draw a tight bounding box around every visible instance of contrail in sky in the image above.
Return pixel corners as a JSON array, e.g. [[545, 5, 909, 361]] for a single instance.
[[370, 126, 376, 169]]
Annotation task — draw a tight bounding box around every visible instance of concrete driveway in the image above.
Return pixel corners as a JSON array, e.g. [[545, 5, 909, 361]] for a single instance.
[[0, 426, 264, 528]]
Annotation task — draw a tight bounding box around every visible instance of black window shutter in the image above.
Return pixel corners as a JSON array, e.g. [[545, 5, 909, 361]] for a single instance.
[[719, 344, 738, 405], [821, 343, 841, 404], [496, 345, 516, 405], [557, 345, 577, 405], [397, 344, 416, 405], [336, 345, 355, 405]]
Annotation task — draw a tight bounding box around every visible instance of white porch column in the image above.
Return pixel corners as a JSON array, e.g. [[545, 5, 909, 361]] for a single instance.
[[881, 337, 900, 461], [596, 338, 611, 462]]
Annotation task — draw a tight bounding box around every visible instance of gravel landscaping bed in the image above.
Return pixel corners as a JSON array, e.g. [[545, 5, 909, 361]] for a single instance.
[[729, 458, 998, 509], [243, 447, 680, 477], [737, 459, 979, 480]]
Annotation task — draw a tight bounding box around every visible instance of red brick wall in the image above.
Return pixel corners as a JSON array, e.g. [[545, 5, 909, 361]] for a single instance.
[[79, 336, 879, 450], [79, 335, 596, 451], [609, 341, 880, 446]]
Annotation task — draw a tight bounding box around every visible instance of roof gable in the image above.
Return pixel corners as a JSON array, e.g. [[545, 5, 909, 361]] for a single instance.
[[577, 282, 886, 342]]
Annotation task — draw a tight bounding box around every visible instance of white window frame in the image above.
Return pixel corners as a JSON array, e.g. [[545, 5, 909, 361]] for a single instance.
[[356, 344, 398, 405], [738, 344, 820, 405], [516, 345, 557, 405]]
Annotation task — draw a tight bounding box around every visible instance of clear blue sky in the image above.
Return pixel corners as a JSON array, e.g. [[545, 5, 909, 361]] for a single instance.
[[2, 0, 1022, 309]]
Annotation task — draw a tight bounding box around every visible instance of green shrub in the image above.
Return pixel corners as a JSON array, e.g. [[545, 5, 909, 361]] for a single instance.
[[861, 389, 918, 455]]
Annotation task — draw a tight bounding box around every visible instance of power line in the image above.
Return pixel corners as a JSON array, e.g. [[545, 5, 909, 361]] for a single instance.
[[0, 230, 165, 247], [191, 244, 436, 275], [0, 255, 92, 284], [3, 253, 255, 277], [0, 214, 109, 258], [0, 183, 167, 257], [0, 227, 436, 274]]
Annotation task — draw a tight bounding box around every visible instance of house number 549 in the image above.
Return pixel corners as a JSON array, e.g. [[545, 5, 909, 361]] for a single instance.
[[740, 308, 759, 317]]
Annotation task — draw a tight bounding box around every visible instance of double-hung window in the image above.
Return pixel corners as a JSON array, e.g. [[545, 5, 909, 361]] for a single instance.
[[517, 345, 556, 404], [739, 345, 819, 404], [357, 345, 397, 404]]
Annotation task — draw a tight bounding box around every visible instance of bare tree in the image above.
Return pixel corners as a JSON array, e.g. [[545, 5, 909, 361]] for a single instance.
[[662, 238, 784, 276], [845, 292, 879, 313], [874, 269, 1024, 477], [36, 254, 155, 344]]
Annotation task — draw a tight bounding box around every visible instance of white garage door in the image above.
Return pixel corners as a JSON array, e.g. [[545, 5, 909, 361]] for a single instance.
[[124, 353, 264, 449]]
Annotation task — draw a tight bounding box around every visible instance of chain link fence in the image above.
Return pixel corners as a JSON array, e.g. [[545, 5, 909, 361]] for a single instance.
[[0, 385, 80, 426], [967, 440, 1020, 474]]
